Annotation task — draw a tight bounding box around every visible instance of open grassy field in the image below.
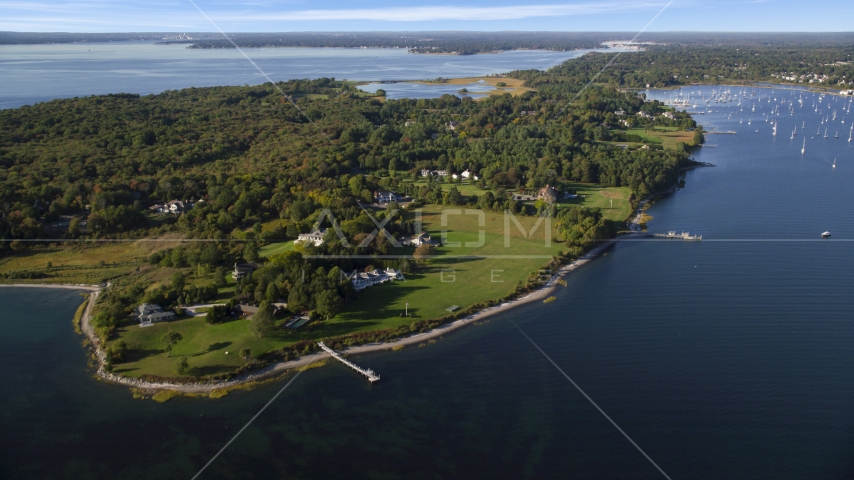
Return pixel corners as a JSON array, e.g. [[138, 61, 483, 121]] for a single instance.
[[406, 179, 485, 197], [0, 242, 150, 285], [557, 183, 633, 222], [112, 314, 291, 378], [625, 128, 695, 149], [108, 205, 566, 378], [259, 240, 295, 258], [333, 205, 564, 327]]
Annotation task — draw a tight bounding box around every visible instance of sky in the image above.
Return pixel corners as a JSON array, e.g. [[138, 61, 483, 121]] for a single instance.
[[1, 0, 853, 33]]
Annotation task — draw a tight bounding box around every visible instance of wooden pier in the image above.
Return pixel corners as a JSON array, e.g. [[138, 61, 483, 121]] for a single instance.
[[318, 342, 380, 383], [653, 231, 702, 240]]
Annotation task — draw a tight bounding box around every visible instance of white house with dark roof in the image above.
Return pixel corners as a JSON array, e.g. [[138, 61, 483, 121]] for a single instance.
[[232, 262, 259, 280], [374, 191, 400, 204], [148, 200, 193, 215], [135, 303, 176, 325], [402, 231, 438, 247], [295, 228, 326, 247]]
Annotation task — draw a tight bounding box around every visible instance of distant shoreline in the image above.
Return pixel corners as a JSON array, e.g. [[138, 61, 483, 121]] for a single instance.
[[0, 283, 99, 291]]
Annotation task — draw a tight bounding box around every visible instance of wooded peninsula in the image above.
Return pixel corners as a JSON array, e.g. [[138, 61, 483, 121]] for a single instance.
[[0, 42, 749, 384]]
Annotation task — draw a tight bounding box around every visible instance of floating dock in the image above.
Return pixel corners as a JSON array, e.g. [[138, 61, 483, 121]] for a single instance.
[[653, 231, 702, 240], [318, 342, 380, 383]]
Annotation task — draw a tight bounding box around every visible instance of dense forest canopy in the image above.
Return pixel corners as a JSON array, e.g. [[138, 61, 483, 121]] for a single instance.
[[511, 44, 854, 89], [0, 76, 692, 245]]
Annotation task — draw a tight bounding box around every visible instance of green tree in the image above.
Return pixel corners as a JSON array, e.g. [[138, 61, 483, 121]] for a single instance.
[[315, 289, 343, 320], [161, 331, 183, 357], [206, 305, 226, 324], [413, 243, 434, 263], [213, 266, 227, 287], [68, 217, 81, 237], [265, 282, 281, 303], [248, 302, 275, 338], [447, 186, 463, 205], [244, 242, 259, 262], [287, 285, 309, 313], [176, 357, 190, 375], [107, 340, 127, 363], [171, 270, 185, 294]]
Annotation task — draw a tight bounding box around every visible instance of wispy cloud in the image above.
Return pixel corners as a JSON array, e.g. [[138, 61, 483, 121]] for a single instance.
[[239, 2, 668, 22]]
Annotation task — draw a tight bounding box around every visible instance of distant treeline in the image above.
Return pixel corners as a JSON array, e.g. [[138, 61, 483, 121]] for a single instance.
[[182, 32, 605, 54], [0, 32, 222, 44]]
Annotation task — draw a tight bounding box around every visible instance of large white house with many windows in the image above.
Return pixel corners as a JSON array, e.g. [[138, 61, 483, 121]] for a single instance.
[[295, 228, 327, 247], [344, 268, 403, 291]]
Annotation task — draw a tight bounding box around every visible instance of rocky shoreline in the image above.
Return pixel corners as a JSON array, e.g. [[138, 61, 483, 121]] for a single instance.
[[2, 241, 617, 394]]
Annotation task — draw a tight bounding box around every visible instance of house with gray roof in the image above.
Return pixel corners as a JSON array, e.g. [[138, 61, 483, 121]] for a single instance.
[[135, 303, 176, 325]]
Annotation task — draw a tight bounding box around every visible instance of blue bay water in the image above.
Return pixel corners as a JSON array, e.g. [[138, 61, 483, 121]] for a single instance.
[[1, 74, 854, 477], [0, 43, 598, 109]]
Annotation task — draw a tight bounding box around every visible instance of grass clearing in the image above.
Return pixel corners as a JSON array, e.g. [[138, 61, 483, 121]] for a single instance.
[[0, 242, 148, 284], [625, 128, 695, 149], [260, 240, 295, 258], [556, 183, 633, 222]]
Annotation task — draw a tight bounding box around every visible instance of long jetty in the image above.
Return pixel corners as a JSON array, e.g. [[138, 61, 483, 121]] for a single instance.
[[318, 342, 380, 383], [653, 231, 702, 240]]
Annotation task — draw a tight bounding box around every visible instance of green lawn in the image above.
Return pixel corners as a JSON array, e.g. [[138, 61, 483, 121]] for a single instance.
[[556, 183, 633, 222], [109, 204, 566, 378], [0, 242, 149, 285], [259, 240, 295, 258], [404, 179, 486, 197], [625, 128, 695, 149], [113, 315, 292, 378]]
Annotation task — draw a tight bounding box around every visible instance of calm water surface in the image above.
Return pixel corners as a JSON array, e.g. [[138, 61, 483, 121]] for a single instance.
[[0, 43, 599, 109], [1, 85, 853, 479]]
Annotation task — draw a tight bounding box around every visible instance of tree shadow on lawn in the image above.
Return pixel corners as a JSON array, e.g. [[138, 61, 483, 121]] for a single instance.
[[193, 341, 231, 356], [126, 348, 166, 362]]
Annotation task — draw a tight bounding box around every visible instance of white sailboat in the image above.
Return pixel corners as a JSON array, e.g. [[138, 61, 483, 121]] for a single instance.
[[801, 137, 806, 154], [773, 123, 777, 136], [824, 128, 828, 139], [832, 158, 837, 168], [849, 124, 853, 142]]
